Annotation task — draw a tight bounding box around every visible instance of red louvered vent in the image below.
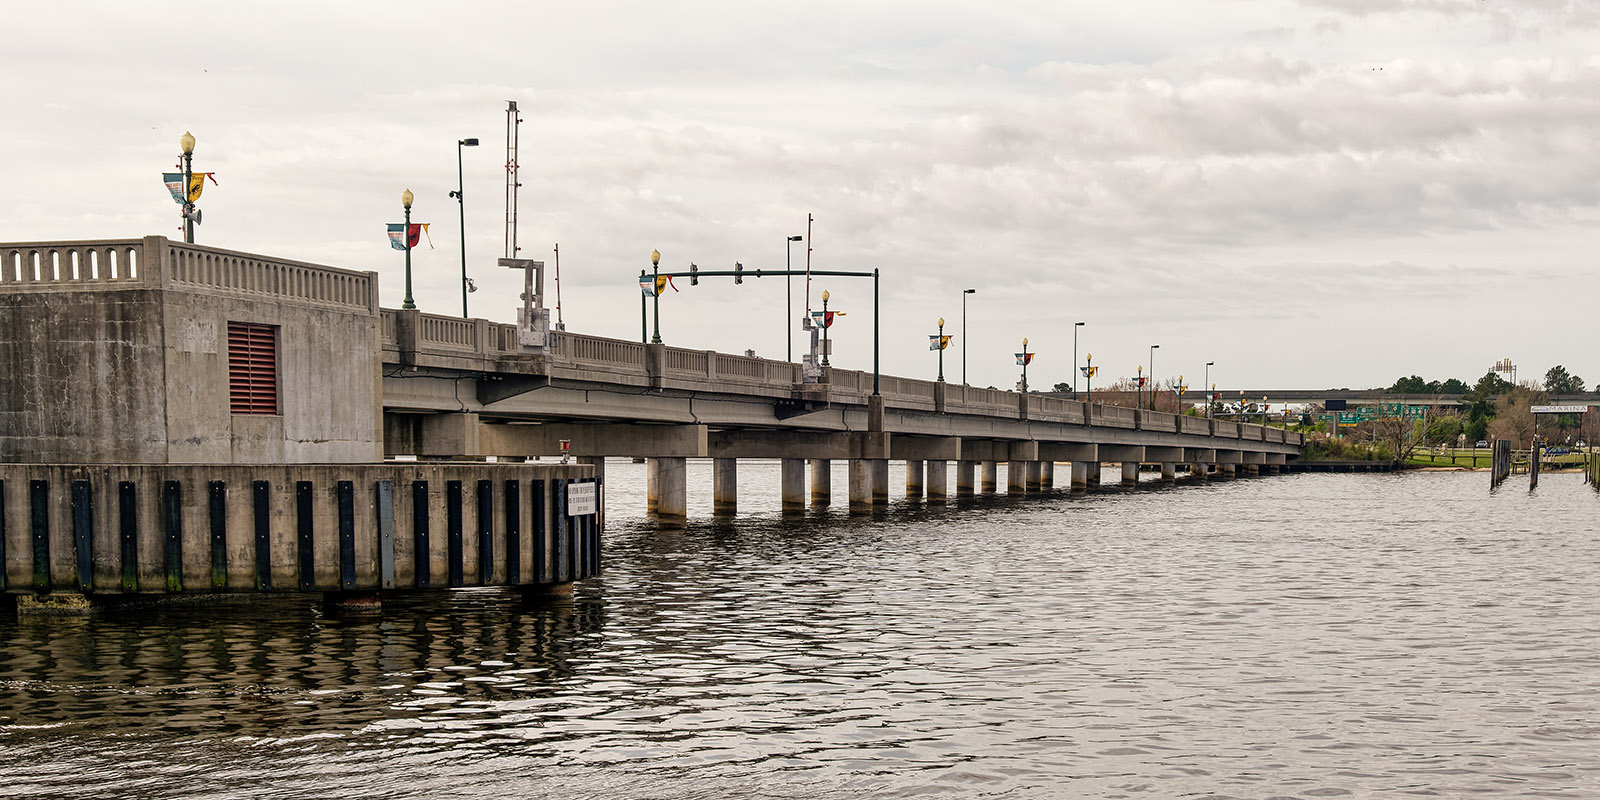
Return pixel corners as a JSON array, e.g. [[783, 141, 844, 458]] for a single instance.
[[228, 321, 279, 415]]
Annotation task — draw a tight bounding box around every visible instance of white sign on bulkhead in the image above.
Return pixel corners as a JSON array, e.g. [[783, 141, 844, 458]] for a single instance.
[[567, 482, 597, 516]]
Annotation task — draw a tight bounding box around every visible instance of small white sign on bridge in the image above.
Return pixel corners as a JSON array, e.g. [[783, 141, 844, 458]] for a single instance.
[[1531, 405, 1590, 414], [567, 482, 597, 516]]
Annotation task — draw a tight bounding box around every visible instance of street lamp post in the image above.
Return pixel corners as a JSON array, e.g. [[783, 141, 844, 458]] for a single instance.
[[820, 290, 832, 366], [1072, 321, 1085, 395], [934, 317, 947, 382], [962, 288, 976, 385], [179, 131, 196, 244], [1084, 353, 1094, 400], [786, 235, 803, 361], [1204, 361, 1214, 419], [1018, 337, 1031, 393], [450, 137, 479, 318], [401, 189, 416, 310], [1137, 365, 1144, 412], [650, 248, 662, 344], [1148, 344, 1160, 411]]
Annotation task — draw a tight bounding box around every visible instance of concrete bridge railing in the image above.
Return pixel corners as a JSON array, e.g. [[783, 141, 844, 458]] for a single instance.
[[377, 308, 1303, 447], [2, 237, 378, 315]]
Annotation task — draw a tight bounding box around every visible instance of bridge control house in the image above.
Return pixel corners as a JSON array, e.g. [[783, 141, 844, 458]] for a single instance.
[[0, 236, 600, 613]]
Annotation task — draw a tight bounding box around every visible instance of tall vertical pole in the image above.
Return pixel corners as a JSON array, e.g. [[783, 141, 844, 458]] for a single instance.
[[820, 292, 831, 367], [652, 263, 662, 344], [181, 150, 194, 244], [457, 142, 469, 318], [402, 194, 415, 310], [1148, 344, 1159, 411], [962, 292, 968, 386], [639, 270, 647, 343], [936, 319, 945, 382], [873, 269, 880, 395]]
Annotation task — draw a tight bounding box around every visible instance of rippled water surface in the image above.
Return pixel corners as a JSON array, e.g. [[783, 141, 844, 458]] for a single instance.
[[4, 465, 1599, 798]]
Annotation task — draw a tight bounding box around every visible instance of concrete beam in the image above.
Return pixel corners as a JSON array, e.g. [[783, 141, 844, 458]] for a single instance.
[[479, 421, 709, 458], [961, 440, 1007, 462], [1097, 444, 1144, 463], [1215, 450, 1243, 464], [1145, 446, 1184, 463], [1242, 451, 1266, 465], [1265, 453, 1287, 465], [853, 432, 892, 460], [1039, 442, 1097, 462], [708, 429, 851, 460], [1008, 441, 1040, 461], [1184, 448, 1216, 464], [386, 411, 482, 458], [891, 435, 961, 461]]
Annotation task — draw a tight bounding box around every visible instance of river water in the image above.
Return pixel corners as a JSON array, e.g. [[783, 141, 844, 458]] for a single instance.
[[3, 464, 1598, 798]]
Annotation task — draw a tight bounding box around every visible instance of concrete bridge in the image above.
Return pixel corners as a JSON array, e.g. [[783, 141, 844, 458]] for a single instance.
[[377, 301, 1302, 526]]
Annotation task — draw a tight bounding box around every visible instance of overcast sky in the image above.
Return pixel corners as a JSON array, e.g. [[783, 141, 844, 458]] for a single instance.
[[5, 0, 1597, 391]]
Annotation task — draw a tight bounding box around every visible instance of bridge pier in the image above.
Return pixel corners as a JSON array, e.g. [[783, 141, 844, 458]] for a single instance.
[[1071, 461, 1090, 489], [810, 458, 831, 506], [1219, 463, 1237, 478], [1121, 462, 1139, 486], [1024, 461, 1042, 492], [906, 459, 924, 499], [1162, 462, 1177, 482], [646, 458, 659, 513], [871, 460, 889, 506], [1190, 463, 1209, 480], [927, 460, 948, 502], [781, 458, 805, 513], [654, 456, 687, 527], [1007, 460, 1027, 494], [981, 461, 997, 494], [1041, 461, 1054, 489], [713, 457, 737, 515], [849, 460, 873, 514], [956, 461, 975, 497]]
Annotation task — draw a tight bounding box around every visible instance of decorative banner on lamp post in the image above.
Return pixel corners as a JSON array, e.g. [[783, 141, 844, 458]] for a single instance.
[[639, 275, 678, 297], [1080, 365, 1097, 377], [811, 309, 841, 328], [929, 334, 951, 351], [162, 172, 217, 204], [1015, 352, 1034, 366], [386, 223, 433, 251]]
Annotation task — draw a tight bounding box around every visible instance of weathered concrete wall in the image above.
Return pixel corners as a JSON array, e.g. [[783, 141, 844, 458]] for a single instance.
[[161, 291, 381, 463], [0, 289, 170, 462], [1, 237, 381, 464]]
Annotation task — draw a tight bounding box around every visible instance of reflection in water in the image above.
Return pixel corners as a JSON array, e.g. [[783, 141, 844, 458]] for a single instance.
[[3, 468, 1600, 798]]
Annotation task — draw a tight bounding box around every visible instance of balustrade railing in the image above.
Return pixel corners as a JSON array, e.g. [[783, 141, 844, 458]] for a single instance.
[[1, 239, 147, 287]]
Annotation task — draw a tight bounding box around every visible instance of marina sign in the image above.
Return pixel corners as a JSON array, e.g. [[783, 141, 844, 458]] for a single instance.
[[1530, 405, 1590, 414]]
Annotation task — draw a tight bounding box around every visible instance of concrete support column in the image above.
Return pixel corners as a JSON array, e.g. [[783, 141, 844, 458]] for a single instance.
[[1220, 464, 1236, 478], [1041, 461, 1054, 489], [1121, 462, 1140, 486], [811, 458, 831, 506], [713, 457, 737, 515], [849, 460, 873, 515], [781, 458, 806, 513], [871, 460, 889, 505], [1161, 462, 1177, 482], [1025, 461, 1043, 491], [1190, 463, 1209, 480], [927, 460, 948, 503], [654, 456, 687, 528], [1070, 461, 1090, 489], [1086, 462, 1102, 488], [1007, 460, 1027, 494], [980, 461, 998, 494], [956, 461, 976, 497], [906, 459, 925, 499], [1243, 464, 1260, 477], [646, 457, 659, 513]]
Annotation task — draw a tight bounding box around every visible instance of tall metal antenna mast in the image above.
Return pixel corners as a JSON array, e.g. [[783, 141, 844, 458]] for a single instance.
[[504, 100, 521, 258]]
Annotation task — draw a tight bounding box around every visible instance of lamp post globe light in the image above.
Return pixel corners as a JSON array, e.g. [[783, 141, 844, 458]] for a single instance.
[[786, 235, 803, 361], [962, 288, 975, 385], [401, 188, 416, 310], [650, 248, 662, 344], [450, 137, 480, 318]]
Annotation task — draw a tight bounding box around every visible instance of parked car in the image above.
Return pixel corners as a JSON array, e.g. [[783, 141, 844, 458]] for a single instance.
[[1476, 440, 1488, 448]]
